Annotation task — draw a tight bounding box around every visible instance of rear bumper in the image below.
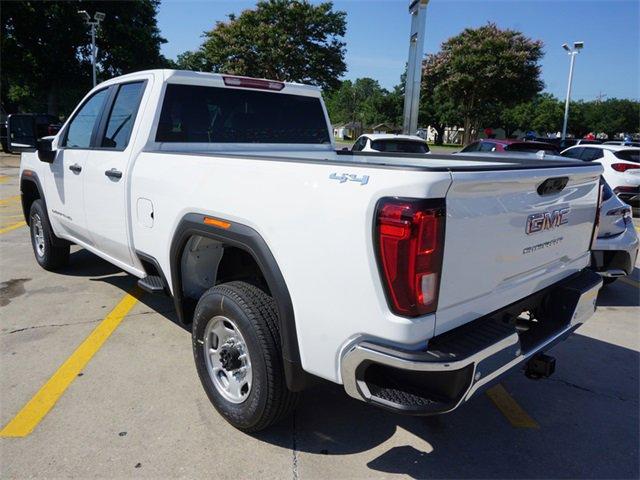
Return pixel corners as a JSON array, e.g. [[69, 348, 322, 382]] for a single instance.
[[340, 269, 602, 415], [591, 226, 639, 277]]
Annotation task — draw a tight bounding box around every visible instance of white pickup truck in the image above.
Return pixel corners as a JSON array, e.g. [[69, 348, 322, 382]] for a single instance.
[[16, 70, 603, 432]]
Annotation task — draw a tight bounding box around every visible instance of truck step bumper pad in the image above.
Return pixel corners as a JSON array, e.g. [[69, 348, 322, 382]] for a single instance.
[[340, 269, 602, 415]]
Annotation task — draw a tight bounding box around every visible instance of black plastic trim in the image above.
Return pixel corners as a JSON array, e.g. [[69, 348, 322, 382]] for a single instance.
[[135, 250, 170, 295], [169, 213, 306, 391], [19, 170, 68, 247]]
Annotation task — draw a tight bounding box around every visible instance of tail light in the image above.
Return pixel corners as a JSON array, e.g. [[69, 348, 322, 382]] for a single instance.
[[375, 198, 445, 317], [223, 75, 284, 91], [610, 163, 639, 172]]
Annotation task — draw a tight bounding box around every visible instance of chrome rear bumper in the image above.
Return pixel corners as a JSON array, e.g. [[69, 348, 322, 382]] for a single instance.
[[341, 269, 602, 415]]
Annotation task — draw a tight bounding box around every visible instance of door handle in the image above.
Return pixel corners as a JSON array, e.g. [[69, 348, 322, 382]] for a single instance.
[[68, 163, 82, 174], [105, 168, 122, 180]]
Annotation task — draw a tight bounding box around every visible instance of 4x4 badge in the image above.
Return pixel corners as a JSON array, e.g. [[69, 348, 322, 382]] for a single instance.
[[329, 173, 369, 185]]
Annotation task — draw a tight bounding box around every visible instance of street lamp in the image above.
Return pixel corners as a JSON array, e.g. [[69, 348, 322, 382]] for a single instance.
[[78, 10, 106, 87], [561, 41, 584, 141]]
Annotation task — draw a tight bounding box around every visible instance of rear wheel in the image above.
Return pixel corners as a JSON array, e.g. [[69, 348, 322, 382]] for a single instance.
[[192, 281, 298, 432], [29, 199, 69, 270]]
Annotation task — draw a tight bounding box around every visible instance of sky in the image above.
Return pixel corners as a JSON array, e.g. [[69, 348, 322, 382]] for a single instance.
[[157, 0, 640, 101]]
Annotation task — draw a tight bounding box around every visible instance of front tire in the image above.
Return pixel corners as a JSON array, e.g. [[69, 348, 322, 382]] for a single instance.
[[29, 199, 69, 271], [192, 281, 298, 432]]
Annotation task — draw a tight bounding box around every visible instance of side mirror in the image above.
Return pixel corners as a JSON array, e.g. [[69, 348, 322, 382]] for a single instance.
[[6, 114, 37, 153], [37, 138, 56, 163]]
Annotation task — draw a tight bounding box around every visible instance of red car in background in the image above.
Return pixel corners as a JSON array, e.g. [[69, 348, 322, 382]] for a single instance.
[[460, 138, 560, 155]]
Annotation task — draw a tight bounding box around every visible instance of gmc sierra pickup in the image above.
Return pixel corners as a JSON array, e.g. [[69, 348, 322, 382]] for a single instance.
[[17, 70, 603, 432]]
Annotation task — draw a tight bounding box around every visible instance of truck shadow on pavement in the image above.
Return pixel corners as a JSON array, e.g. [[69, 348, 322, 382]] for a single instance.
[[70, 250, 639, 478], [259, 331, 639, 478]]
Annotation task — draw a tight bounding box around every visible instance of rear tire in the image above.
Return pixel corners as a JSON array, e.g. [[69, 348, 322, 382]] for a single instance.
[[192, 281, 298, 432], [29, 199, 69, 271]]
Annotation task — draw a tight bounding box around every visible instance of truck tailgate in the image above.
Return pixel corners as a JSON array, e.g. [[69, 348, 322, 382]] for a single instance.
[[435, 165, 602, 335]]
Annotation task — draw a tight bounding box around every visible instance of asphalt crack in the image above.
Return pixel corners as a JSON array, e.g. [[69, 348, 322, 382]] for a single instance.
[[292, 408, 299, 480], [548, 377, 637, 403], [2, 309, 175, 335]]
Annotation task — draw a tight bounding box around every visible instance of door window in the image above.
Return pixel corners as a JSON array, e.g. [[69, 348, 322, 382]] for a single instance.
[[479, 141, 497, 152], [63, 89, 109, 148], [461, 142, 480, 152], [560, 147, 584, 159], [101, 82, 145, 149], [580, 148, 604, 161]]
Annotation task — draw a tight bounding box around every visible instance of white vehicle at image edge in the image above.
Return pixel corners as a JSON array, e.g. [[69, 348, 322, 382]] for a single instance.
[[16, 70, 604, 432], [560, 144, 640, 213], [591, 180, 639, 284], [351, 133, 430, 154]]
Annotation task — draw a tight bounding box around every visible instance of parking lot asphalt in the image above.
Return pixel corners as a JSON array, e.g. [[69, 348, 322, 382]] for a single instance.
[[1, 153, 638, 479]]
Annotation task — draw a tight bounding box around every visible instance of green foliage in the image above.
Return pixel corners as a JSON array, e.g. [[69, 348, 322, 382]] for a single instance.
[[191, 0, 346, 91], [324, 78, 403, 127], [499, 95, 639, 137], [433, 23, 544, 143], [1, 0, 168, 115]]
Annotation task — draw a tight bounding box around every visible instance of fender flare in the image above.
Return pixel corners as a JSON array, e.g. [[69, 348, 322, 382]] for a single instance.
[[169, 213, 306, 391], [20, 170, 69, 247]]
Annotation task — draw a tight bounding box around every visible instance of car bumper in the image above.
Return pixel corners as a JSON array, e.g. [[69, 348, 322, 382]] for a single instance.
[[340, 269, 602, 415], [591, 225, 639, 277]]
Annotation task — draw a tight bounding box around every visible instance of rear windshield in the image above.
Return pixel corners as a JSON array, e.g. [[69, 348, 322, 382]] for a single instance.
[[371, 140, 430, 153], [156, 84, 330, 144], [614, 149, 639, 163], [505, 142, 559, 154]]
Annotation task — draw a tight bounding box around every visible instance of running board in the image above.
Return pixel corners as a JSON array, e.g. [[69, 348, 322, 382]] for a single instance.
[[138, 275, 165, 294]]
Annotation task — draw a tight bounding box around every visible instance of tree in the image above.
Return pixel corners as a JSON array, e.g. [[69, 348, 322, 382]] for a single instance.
[[434, 23, 544, 144], [583, 98, 640, 137], [1, 1, 168, 116], [189, 0, 346, 91], [419, 53, 462, 144], [324, 78, 402, 127], [501, 93, 564, 136]]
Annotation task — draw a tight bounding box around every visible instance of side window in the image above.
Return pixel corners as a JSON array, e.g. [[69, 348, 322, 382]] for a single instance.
[[479, 141, 496, 152], [63, 89, 109, 148], [560, 147, 584, 159], [353, 137, 366, 151], [580, 148, 603, 161], [461, 141, 479, 152], [101, 82, 145, 149]]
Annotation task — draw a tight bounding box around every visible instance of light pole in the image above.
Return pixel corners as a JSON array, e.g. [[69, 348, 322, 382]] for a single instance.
[[402, 0, 429, 135], [561, 41, 584, 141], [78, 10, 106, 87]]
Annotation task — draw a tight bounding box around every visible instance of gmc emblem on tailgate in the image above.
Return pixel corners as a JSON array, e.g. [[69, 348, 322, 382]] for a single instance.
[[526, 208, 570, 235]]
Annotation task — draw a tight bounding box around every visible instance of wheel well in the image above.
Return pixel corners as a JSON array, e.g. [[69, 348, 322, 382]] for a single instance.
[[20, 179, 41, 225], [179, 235, 270, 312]]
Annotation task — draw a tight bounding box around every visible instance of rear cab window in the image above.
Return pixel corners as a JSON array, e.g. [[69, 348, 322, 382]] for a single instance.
[[155, 84, 330, 144], [101, 82, 145, 150]]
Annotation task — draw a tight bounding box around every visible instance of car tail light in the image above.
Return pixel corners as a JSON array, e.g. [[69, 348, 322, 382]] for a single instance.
[[375, 198, 445, 317], [223, 75, 284, 91], [610, 163, 639, 172]]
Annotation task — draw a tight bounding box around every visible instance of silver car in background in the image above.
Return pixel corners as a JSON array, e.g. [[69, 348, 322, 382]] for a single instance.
[[592, 180, 639, 285]]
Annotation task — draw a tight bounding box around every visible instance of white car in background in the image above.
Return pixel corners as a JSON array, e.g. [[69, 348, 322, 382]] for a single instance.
[[351, 133, 430, 154], [560, 145, 640, 213]]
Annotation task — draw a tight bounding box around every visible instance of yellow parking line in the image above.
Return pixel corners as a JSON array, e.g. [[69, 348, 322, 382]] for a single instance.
[[0, 287, 142, 437], [486, 384, 539, 429], [0, 194, 21, 205], [618, 276, 640, 288], [0, 221, 26, 234]]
